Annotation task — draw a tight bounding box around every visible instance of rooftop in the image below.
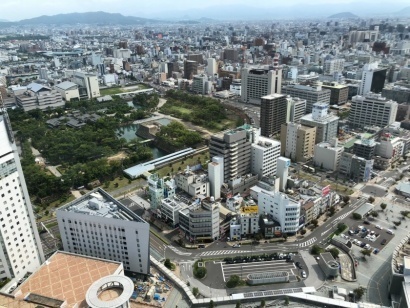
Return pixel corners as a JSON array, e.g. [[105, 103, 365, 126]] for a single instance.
[[14, 251, 122, 308], [58, 188, 146, 223], [301, 112, 339, 124]]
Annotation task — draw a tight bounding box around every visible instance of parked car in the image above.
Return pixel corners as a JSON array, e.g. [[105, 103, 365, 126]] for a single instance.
[[363, 220, 370, 225], [295, 262, 303, 269], [387, 229, 394, 235], [358, 225, 364, 230], [373, 249, 380, 254], [364, 244, 371, 250], [301, 271, 307, 278], [375, 225, 383, 230], [360, 242, 366, 248], [233, 244, 241, 248], [381, 239, 387, 245], [349, 230, 355, 235]]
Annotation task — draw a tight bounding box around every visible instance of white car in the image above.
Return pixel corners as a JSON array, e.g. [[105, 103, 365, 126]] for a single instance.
[[375, 225, 383, 230], [365, 235, 371, 241], [301, 271, 307, 278], [364, 244, 371, 250], [232, 244, 241, 248], [387, 229, 395, 235], [358, 225, 364, 230]]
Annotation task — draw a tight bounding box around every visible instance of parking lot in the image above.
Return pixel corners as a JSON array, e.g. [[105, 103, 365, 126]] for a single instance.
[[342, 219, 395, 254], [221, 259, 301, 283]]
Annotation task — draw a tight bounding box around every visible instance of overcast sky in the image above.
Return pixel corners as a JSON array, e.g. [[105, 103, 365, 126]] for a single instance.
[[1, 0, 409, 21]]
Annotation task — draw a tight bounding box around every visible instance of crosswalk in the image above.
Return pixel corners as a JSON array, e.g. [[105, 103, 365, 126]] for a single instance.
[[298, 237, 317, 247], [197, 249, 252, 257], [167, 245, 192, 256]]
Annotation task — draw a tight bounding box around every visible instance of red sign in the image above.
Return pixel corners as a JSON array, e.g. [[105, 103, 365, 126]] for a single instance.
[[322, 185, 331, 197]]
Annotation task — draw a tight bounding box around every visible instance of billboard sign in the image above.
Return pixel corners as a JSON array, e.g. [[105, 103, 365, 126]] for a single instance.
[[322, 185, 331, 197]]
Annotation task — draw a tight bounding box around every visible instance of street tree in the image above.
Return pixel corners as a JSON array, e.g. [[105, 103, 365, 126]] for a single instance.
[[380, 203, 387, 210], [353, 286, 366, 299], [311, 219, 319, 227], [360, 249, 371, 259]]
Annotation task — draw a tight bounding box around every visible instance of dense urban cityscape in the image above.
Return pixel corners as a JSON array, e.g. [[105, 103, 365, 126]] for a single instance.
[[1, 2, 410, 307]]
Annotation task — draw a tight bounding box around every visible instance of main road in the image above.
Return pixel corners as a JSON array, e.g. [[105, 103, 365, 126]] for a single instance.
[[152, 197, 368, 262]]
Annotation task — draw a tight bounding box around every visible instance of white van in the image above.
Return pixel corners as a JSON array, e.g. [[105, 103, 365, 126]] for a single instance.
[[387, 229, 394, 235]]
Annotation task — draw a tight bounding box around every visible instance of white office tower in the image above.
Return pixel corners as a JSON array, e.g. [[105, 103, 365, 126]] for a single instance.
[[208, 160, 222, 199], [207, 58, 217, 76], [241, 67, 282, 104], [212, 156, 224, 185], [276, 157, 290, 191], [349, 93, 398, 128], [39, 67, 48, 80], [323, 58, 345, 75], [53, 57, 60, 68], [286, 96, 306, 122], [251, 136, 281, 179], [0, 115, 45, 280], [91, 52, 102, 66], [56, 188, 150, 275], [257, 191, 300, 233]]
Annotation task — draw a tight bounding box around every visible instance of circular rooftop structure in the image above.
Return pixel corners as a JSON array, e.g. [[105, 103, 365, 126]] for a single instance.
[[86, 275, 134, 308]]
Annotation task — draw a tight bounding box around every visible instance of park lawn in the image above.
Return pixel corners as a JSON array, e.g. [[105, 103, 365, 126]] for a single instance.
[[170, 106, 192, 115], [156, 152, 209, 178], [100, 87, 124, 96], [213, 119, 237, 132], [103, 176, 134, 192]]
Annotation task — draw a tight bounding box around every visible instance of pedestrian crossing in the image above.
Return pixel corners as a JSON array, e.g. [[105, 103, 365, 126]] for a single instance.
[[167, 245, 192, 256], [197, 249, 252, 257], [298, 237, 317, 247]]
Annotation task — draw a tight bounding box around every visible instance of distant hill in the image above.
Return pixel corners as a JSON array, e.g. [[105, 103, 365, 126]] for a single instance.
[[198, 17, 216, 22], [328, 12, 358, 18], [0, 11, 160, 26], [395, 6, 410, 16], [0, 19, 9, 22]]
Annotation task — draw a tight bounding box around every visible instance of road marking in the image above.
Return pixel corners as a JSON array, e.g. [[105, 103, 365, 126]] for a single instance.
[[167, 245, 192, 256], [221, 263, 226, 282], [321, 229, 332, 236], [299, 237, 317, 247], [197, 249, 252, 256]]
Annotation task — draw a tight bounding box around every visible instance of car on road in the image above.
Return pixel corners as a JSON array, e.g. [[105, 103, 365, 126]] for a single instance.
[[375, 225, 383, 230], [387, 229, 395, 235], [232, 244, 241, 248], [364, 220, 370, 225], [295, 261, 303, 269], [373, 249, 380, 254], [301, 271, 307, 278]]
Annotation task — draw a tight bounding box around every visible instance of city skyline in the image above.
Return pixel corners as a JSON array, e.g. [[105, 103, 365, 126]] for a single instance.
[[0, 0, 410, 21]]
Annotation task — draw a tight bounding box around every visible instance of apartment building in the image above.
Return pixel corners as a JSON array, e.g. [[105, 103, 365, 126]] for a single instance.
[[287, 96, 306, 122], [209, 124, 257, 183], [321, 81, 349, 105], [323, 58, 345, 75], [339, 153, 373, 182], [349, 93, 398, 128], [192, 74, 208, 94], [280, 122, 316, 162], [148, 174, 176, 211], [0, 115, 45, 280], [241, 67, 282, 104], [353, 138, 376, 160], [251, 136, 281, 179], [56, 188, 150, 275], [260, 93, 288, 137], [175, 169, 209, 197], [184, 60, 197, 79]]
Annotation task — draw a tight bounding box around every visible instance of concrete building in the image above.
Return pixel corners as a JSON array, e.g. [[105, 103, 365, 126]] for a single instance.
[[56, 188, 150, 275], [256, 190, 301, 234], [374, 133, 404, 170], [175, 169, 209, 197], [251, 136, 281, 179], [0, 115, 45, 280], [207, 58, 217, 76], [55, 81, 80, 101], [159, 198, 183, 228], [323, 59, 345, 75], [280, 122, 316, 162], [339, 153, 373, 182], [313, 138, 344, 171], [321, 81, 349, 105], [230, 204, 260, 240], [192, 74, 208, 94], [282, 83, 331, 113], [179, 198, 220, 242], [148, 174, 176, 211], [241, 67, 282, 104], [39, 67, 48, 80], [382, 85, 410, 104], [260, 94, 288, 137], [209, 124, 257, 183], [348, 30, 379, 45], [224, 48, 239, 62], [349, 93, 398, 128], [184, 60, 197, 80], [317, 252, 339, 278], [230, 79, 241, 96], [359, 62, 387, 95], [353, 138, 376, 160], [15, 83, 64, 111], [277, 157, 291, 191], [286, 96, 306, 123], [300, 103, 339, 144], [71, 71, 100, 99]]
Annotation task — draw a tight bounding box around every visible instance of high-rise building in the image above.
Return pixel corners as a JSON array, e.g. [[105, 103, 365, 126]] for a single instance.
[[209, 124, 257, 183], [260, 94, 288, 137], [0, 114, 45, 280], [251, 136, 281, 179], [71, 71, 100, 99], [207, 58, 217, 76], [321, 82, 349, 105], [353, 138, 376, 160], [286, 96, 306, 122], [349, 93, 398, 128], [187, 53, 203, 65], [359, 62, 387, 95], [282, 83, 331, 113], [339, 153, 373, 182], [241, 67, 282, 104], [39, 67, 48, 80], [224, 48, 239, 62], [148, 174, 176, 211], [280, 122, 316, 162], [192, 74, 208, 94], [300, 103, 339, 144], [276, 157, 290, 191], [184, 60, 197, 80], [208, 159, 223, 199], [56, 188, 150, 275]]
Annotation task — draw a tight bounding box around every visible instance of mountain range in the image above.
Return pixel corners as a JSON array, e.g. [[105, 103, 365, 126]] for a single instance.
[[0, 5, 410, 26]]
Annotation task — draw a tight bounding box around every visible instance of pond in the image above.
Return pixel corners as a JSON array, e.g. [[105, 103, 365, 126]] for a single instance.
[[116, 123, 168, 159]]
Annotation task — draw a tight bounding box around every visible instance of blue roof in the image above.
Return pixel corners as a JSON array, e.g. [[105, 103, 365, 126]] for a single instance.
[[27, 82, 50, 93]]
